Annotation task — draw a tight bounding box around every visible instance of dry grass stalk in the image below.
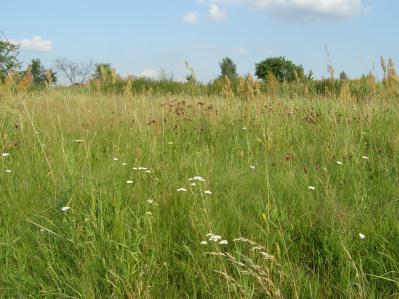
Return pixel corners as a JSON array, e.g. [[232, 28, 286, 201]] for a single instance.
[[339, 80, 353, 101], [267, 72, 278, 99], [222, 75, 234, 99]]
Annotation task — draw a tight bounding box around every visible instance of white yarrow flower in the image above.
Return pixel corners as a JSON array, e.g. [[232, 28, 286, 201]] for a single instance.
[[5, 169, 11, 173], [122, 162, 127, 166], [336, 161, 343, 165], [147, 199, 154, 205], [113, 157, 118, 161], [249, 165, 256, 170], [359, 233, 366, 240], [61, 206, 70, 212], [209, 235, 222, 242], [308, 186, 316, 190], [362, 156, 369, 160], [200, 241, 208, 245], [189, 176, 206, 182], [177, 188, 187, 192], [204, 190, 212, 195], [1, 153, 10, 157], [126, 180, 134, 184], [145, 211, 152, 216], [219, 240, 228, 245]]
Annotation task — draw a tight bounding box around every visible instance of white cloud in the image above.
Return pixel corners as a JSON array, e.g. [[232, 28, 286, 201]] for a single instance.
[[12, 36, 53, 52], [233, 47, 248, 55], [209, 3, 228, 21], [138, 69, 158, 79], [212, 0, 367, 21], [182, 11, 200, 24]]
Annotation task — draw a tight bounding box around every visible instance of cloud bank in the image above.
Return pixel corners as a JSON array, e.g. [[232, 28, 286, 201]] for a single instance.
[[182, 12, 199, 24], [11, 36, 53, 52], [211, 0, 368, 22]]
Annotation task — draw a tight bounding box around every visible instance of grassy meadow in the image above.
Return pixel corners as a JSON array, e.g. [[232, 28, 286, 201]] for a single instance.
[[1, 86, 399, 297]]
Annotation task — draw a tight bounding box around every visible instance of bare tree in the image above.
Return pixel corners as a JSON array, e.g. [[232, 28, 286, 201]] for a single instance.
[[55, 58, 95, 85], [78, 61, 95, 84]]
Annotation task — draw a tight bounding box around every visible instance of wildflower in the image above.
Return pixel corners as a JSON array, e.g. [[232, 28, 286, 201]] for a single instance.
[[168, 142, 174, 145], [1, 153, 10, 157], [359, 233, 366, 240], [209, 235, 222, 242], [177, 188, 187, 192], [336, 161, 343, 165], [113, 157, 118, 161], [146, 170, 151, 173], [5, 169, 11, 173], [249, 165, 256, 170], [138, 167, 148, 170], [61, 206, 70, 212], [200, 241, 208, 245], [73, 139, 85, 143], [191, 183, 196, 186], [219, 240, 228, 245], [122, 162, 127, 166], [147, 199, 154, 205], [133, 167, 138, 170], [126, 180, 134, 184], [362, 156, 369, 160], [242, 127, 247, 130], [189, 176, 206, 182], [145, 211, 152, 216], [204, 190, 212, 195], [308, 186, 316, 190]]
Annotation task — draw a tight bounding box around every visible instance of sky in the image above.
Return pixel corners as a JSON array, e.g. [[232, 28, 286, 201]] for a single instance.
[[1, 0, 398, 82]]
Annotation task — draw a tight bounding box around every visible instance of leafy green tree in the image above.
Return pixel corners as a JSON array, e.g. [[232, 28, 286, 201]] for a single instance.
[[339, 71, 349, 81], [28, 59, 57, 85], [0, 39, 20, 80], [219, 57, 238, 80], [255, 56, 305, 83], [94, 63, 112, 80]]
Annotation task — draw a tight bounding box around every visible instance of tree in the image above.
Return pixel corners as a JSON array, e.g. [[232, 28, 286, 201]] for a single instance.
[[219, 57, 238, 80], [255, 56, 305, 83], [28, 59, 57, 85], [55, 58, 94, 84], [339, 71, 349, 81], [93, 63, 112, 80], [0, 35, 20, 80]]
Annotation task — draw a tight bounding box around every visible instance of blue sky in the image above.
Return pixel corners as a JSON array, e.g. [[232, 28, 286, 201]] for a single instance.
[[1, 0, 398, 82]]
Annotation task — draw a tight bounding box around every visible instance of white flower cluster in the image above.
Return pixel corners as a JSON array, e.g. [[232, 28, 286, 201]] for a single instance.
[[200, 233, 228, 245]]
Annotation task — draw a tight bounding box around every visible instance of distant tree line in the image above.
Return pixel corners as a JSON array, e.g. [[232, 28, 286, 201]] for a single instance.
[[1, 33, 397, 98]]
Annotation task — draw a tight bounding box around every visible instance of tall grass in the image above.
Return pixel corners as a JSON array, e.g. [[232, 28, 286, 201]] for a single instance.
[[0, 85, 399, 297]]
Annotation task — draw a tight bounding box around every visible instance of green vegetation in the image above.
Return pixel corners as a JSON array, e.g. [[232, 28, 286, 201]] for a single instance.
[[0, 38, 20, 80], [255, 56, 307, 83], [1, 36, 399, 298], [0, 84, 399, 297], [219, 57, 238, 80]]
